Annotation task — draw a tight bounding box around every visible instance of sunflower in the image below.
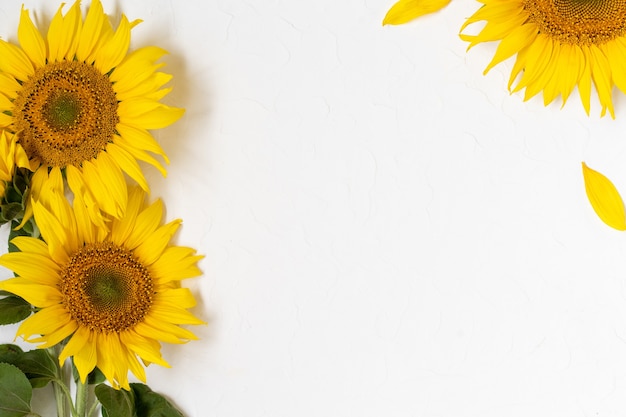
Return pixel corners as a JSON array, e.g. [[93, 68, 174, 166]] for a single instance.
[[0, 130, 31, 200], [0, 0, 183, 224], [0, 184, 204, 390], [460, 0, 626, 117]]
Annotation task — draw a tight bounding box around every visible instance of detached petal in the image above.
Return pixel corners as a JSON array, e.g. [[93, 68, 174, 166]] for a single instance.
[[582, 162, 626, 230], [383, 0, 450, 25]]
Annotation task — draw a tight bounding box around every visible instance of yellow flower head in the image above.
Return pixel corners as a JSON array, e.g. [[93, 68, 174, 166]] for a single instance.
[[461, 0, 626, 117], [0, 130, 30, 198], [0, 186, 204, 390], [0, 0, 183, 224]]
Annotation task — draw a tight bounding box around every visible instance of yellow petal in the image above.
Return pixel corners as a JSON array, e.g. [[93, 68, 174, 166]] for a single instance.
[[18, 6, 46, 67], [119, 330, 170, 368], [124, 198, 163, 250], [17, 305, 71, 339], [151, 246, 203, 282], [93, 15, 139, 74], [0, 252, 59, 285], [582, 162, 626, 230], [0, 279, 63, 308], [133, 219, 181, 265], [61, 327, 97, 382], [110, 186, 144, 246], [118, 99, 185, 130], [0, 39, 34, 81], [76, 0, 105, 62], [105, 143, 149, 191], [383, 0, 451, 25]]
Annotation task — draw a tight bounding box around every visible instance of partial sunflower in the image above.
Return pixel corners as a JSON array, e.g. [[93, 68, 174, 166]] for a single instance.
[[0, 130, 34, 225], [0, 0, 183, 224], [460, 0, 626, 117], [383, 0, 451, 25], [0, 131, 30, 199], [0, 185, 204, 390]]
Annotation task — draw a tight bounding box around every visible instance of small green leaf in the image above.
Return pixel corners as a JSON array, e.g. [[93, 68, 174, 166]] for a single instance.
[[95, 384, 136, 417], [0, 203, 22, 222], [0, 296, 31, 325], [131, 384, 184, 417], [0, 345, 24, 366], [0, 362, 32, 417], [17, 350, 57, 389]]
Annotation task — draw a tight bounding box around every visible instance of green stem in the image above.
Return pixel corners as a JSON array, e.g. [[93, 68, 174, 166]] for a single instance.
[[47, 347, 76, 417], [87, 397, 100, 417], [75, 374, 88, 417], [52, 380, 69, 417]]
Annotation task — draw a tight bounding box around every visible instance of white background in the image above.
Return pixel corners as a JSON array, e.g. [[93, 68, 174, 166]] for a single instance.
[[2, 0, 626, 416]]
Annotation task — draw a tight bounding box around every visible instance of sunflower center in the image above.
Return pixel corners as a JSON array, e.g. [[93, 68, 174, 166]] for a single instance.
[[524, 0, 626, 45], [13, 61, 119, 168], [60, 242, 154, 333], [44, 91, 82, 130]]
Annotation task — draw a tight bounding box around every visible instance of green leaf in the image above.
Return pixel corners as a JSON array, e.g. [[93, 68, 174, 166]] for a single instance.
[[95, 384, 136, 417], [0, 296, 31, 325], [0, 345, 24, 366], [88, 367, 106, 385], [0, 363, 32, 417], [0, 203, 22, 222], [131, 384, 184, 417], [8, 223, 30, 254], [17, 350, 57, 389]]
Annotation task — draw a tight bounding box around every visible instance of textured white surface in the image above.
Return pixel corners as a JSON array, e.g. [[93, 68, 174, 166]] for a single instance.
[[2, 0, 626, 416]]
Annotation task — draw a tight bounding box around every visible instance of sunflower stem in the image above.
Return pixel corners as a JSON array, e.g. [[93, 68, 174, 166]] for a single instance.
[[87, 397, 100, 417], [52, 380, 69, 417], [75, 373, 88, 417], [48, 347, 76, 417]]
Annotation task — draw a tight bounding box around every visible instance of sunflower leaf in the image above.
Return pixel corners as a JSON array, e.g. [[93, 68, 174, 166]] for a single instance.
[[0, 345, 24, 366], [131, 383, 184, 417], [95, 384, 136, 417], [0, 362, 32, 417], [17, 349, 58, 389], [0, 296, 31, 325]]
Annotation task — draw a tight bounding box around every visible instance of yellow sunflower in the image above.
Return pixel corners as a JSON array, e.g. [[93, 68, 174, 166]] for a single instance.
[[0, 130, 31, 199], [0, 0, 183, 224], [460, 0, 626, 117], [0, 184, 204, 390]]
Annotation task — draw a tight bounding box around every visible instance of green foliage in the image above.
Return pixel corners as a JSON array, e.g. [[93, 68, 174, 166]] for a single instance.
[[131, 384, 184, 417], [17, 349, 58, 389], [95, 384, 136, 417], [0, 363, 33, 417], [0, 296, 31, 325], [95, 383, 186, 417], [0, 345, 57, 389], [0, 168, 30, 227]]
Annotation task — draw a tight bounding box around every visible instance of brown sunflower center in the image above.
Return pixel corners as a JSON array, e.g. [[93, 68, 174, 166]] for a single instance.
[[524, 0, 626, 45], [13, 61, 119, 168], [59, 242, 154, 333]]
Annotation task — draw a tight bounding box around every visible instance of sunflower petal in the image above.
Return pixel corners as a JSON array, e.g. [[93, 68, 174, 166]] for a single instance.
[[18, 6, 46, 67], [582, 162, 626, 230], [383, 0, 451, 25]]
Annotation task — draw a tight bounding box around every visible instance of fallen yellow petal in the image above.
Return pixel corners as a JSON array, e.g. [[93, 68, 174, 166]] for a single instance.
[[383, 0, 451, 26], [582, 162, 626, 230]]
